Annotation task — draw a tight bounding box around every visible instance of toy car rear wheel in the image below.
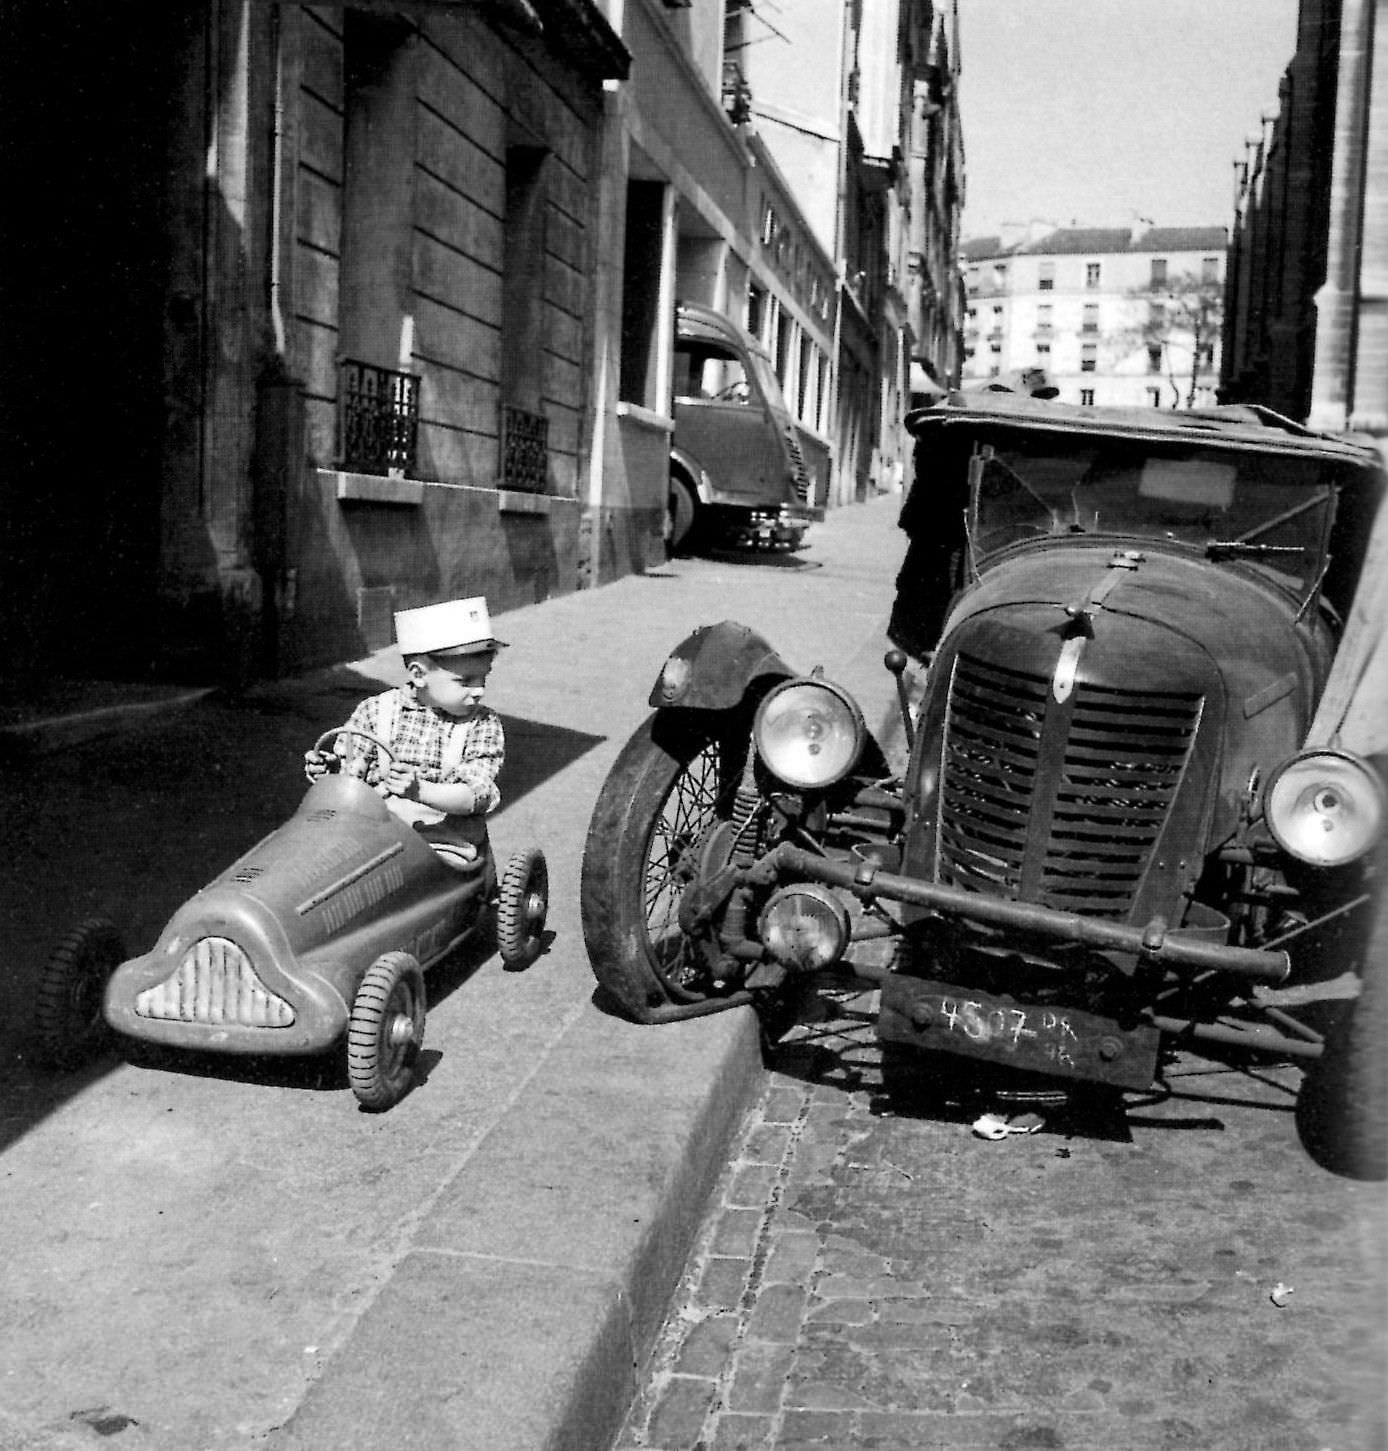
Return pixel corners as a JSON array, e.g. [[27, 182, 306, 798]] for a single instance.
[[33, 918, 126, 1070], [581, 709, 749, 1021], [348, 952, 425, 1112], [497, 848, 549, 969]]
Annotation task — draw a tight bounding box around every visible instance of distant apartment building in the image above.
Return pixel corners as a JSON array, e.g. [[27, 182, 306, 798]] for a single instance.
[[1223, 0, 1386, 436], [961, 226, 1228, 409]]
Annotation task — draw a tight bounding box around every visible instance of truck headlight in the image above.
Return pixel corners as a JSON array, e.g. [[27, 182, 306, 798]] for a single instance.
[[1263, 750, 1385, 867], [754, 677, 865, 789], [759, 884, 850, 971]]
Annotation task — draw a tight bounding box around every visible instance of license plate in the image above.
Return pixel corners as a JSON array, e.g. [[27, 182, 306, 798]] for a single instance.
[[878, 976, 1160, 1090]]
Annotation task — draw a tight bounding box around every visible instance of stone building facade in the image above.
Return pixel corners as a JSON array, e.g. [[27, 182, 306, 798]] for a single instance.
[[0, 0, 964, 685], [1222, 0, 1387, 437]]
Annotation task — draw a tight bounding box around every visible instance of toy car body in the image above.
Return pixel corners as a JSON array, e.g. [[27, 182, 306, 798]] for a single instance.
[[668, 302, 823, 553], [37, 735, 548, 1110], [581, 393, 1386, 1173]]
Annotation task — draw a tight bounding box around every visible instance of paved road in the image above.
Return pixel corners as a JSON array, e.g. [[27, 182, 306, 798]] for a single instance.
[[0, 496, 911, 1451], [615, 982, 1388, 1451]]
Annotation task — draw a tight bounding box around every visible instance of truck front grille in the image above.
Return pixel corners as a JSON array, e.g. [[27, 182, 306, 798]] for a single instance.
[[135, 937, 296, 1027], [939, 654, 1202, 917]]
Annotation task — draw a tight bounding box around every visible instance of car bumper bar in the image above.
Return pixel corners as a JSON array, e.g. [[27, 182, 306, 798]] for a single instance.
[[766, 844, 1292, 984]]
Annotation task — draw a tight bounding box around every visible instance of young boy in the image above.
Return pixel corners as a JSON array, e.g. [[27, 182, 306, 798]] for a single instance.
[[305, 597, 505, 867]]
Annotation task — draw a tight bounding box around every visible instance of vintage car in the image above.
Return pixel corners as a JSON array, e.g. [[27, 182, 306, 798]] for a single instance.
[[34, 726, 549, 1110], [668, 302, 824, 553], [581, 393, 1386, 1175]]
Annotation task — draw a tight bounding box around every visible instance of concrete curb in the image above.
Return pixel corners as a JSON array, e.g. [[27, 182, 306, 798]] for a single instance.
[[272, 1003, 766, 1451]]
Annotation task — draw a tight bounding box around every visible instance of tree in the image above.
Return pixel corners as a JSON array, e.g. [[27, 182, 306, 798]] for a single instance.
[[1134, 271, 1224, 409]]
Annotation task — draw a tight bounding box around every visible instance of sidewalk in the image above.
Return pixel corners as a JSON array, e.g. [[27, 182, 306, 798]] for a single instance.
[[0, 494, 915, 1451]]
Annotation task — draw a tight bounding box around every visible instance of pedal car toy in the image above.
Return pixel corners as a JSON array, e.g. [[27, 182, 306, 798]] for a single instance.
[[35, 726, 549, 1110]]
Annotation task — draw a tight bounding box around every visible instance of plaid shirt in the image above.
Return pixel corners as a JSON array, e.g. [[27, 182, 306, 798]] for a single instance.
[[344, 687, 504, 814]]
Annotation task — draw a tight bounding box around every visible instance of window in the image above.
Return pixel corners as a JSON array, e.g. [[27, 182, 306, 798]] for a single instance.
[[1036, 304, 1053, 333], [1038, 260, 1054, 291], [1150, 258, 1167, 287], [1147, 344, 1163, 374], [746, 283, 766, 342], [1080, 388, 1095, 405], [1082, 303, 1099, 334], [966, 267, 979, 294], [1085, 262, 1101, 288], [1036, 341, 1050, 356], [993, 263, 1008, 289], [340, 14, 419, 477], [1080, 342, 1097, 373], [1201, 256, 1219, 283], [619, 179, 668, 411], [1150, 302, 1166, 330], [673, 340, 749, 403], [1148, 387, 1163, 408]]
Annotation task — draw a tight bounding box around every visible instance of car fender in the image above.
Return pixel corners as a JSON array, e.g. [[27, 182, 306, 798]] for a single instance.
[[647, 620, 797, 711], [669, 446, 713, 505]]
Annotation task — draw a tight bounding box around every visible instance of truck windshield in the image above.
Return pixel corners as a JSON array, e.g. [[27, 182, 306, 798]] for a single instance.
[[971, 437, 1337, 587]]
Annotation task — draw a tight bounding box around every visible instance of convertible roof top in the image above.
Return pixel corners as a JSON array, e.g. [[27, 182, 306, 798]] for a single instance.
[[905, 391, 1382, 469]]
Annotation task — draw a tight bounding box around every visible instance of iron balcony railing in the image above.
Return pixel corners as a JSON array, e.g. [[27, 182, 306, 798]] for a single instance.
[[339, 360, 420, 477], [501, 405, 548, 493]]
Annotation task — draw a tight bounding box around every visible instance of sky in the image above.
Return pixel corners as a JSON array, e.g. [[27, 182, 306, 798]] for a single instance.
[[954, 0, 1302, 242]]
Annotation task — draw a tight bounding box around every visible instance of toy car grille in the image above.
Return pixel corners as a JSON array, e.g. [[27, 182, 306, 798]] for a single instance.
[[940, 654, 1202, 917], [134, 937, 295, 1027]]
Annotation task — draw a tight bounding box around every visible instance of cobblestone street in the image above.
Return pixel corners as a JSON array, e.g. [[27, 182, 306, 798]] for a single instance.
[[615, 985, 1388, 1451]]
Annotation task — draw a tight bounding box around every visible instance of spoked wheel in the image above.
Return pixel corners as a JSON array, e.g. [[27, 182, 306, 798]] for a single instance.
[[33, 918, 127, 1069], [581, 710, 749, 1021], [497, 847, 549, 969], [347, 952, 425, 1111]]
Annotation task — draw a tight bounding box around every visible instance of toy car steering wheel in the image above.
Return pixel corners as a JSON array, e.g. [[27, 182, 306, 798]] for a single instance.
[[312, 726, 397, 776]]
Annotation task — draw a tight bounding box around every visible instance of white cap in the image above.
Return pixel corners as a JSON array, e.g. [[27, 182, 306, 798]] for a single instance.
[[394, 597, 506, 657]]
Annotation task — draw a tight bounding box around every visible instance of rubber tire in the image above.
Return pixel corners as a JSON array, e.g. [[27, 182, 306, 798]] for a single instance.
[[1295, 912, 1387, 1181], [347, 952, 425, 1112], [497, 847, 549, 969], [580, 709, 748, 1022], [667, 476, 699, 556], [33, 917, 126, 1070]]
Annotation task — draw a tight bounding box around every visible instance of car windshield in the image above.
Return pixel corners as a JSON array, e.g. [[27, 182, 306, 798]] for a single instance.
[[971, 435, 1337, 587]]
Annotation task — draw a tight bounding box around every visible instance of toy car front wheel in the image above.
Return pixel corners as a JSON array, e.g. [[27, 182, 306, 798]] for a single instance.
[[497, 848, 549, 970], [33, 918, 126, 1070], [347, 952, 425, 1111]]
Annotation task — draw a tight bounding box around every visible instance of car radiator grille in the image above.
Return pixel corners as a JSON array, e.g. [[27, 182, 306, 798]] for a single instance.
[[135, 936, 296, 1027], [939, 654, 1202, 917]]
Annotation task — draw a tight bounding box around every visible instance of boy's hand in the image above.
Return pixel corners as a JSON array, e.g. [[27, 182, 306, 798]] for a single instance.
[[383, 763, 420, 800], [303, 749, 337, 783]]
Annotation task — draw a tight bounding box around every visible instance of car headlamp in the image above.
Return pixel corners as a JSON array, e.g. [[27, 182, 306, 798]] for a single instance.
[[759, 884, 850, 971], [1263, 750, 1385, 868], [753, 677, 865, 789]]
